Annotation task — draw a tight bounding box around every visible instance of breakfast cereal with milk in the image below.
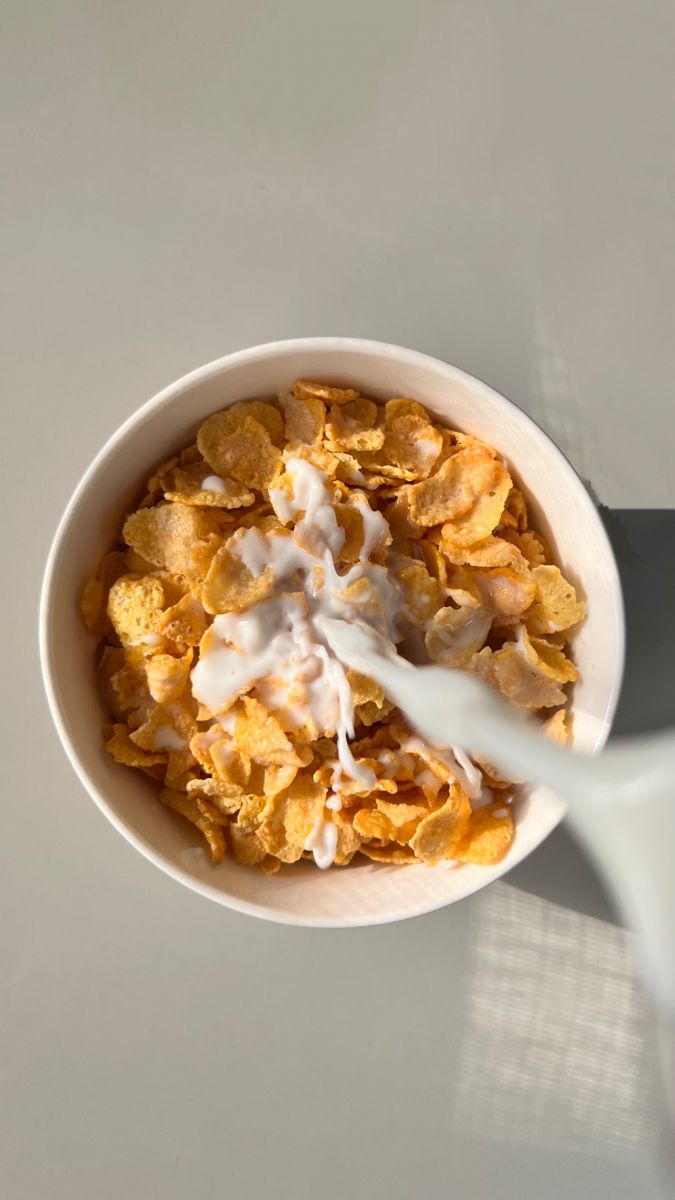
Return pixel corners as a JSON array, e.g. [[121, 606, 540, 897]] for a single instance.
[[82, 381, 585, 872]]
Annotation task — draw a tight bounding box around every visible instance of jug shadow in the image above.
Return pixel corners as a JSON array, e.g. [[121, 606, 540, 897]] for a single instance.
[[508, 507, 675, 924]]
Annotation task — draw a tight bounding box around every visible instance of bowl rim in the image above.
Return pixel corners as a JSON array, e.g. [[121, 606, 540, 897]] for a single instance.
[[39, 337, 626, 925]]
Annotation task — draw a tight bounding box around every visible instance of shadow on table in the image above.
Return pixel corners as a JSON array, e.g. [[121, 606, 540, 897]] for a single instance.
[[508, 508, 675, 924]]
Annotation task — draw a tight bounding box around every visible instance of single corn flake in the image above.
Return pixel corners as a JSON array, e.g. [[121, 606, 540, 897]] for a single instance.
[[201, 416, 283, 495], [473, 566, 536, 618], [528, 636, 578, 683], [198, 400, 284, 449], [280, 391, 326, 444], [355, 696, 395, 727], [123, 504, 220, 577], [375, 797, 429, 828], [492, 629, 567, 708], [105, 647, 151, 716], [347, 670, 385, 709], [160, 592, 208, 646], [384, 397, 429, 427], [353, 808, 399, 843], [263, 762, 299, 798], [325, 397, 385, 454], [159, 788, 225, 863], [186, 776, 244, 816], [502, 527, 549, 567], [107, 574, 167, 646], [441, 534, 526, 571], [80, 551, 127, 638], [231, 824, 267, 865], [210, 737, 254, 788], [257, 773, 327, 863], [408, 446, 511, 545], [234, 696, 302, 766], [394, 560, 445, 624], [105, 724, 166, 775], [145, 649, 193, 704], [292, 379, 360, 405], [358, 421, 442, 482], [409, 785, 472, 865], [359, 844, 417, 864], [164, 461, 255, 509], [425, 603, 492, 667], [525, 565, 586, 635], [334, 504, 365, 562], [500, 486, 528, 531], [352, 798, 426, 845], [383, 493, 425, 540], [200, 528, 282, 614], [453, 801, 515, 865], [332, 810, 362, 865], [130, 700, 198, 786]]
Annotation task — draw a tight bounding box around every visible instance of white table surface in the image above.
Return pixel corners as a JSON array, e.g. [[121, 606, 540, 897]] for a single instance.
[[2, 3, 674, 1197]]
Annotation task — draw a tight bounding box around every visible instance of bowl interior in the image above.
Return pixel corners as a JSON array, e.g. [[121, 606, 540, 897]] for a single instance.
[[42, 340, 624, 925]]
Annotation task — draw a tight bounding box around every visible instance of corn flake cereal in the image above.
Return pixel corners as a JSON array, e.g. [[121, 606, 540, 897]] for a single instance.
[[83, 379, 584, 871]]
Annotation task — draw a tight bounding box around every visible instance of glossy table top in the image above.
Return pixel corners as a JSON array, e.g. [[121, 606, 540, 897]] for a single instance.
[[2, 3, 673, 1196]]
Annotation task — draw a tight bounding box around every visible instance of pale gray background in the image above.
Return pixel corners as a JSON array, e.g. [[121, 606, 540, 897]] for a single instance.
[[2, 3, 674, 1198]]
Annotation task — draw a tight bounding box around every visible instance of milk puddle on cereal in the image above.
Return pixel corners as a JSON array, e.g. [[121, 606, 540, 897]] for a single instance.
[[82, 380, 585, 872]]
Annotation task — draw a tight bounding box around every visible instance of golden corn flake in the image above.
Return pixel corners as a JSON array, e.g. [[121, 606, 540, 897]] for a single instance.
[[160, 592, 208, 646], [416, 540, 448, 589], [186, 775, 245, 815], [425, 603, 492, 667], [86, 380, 584, 874], [326, 397, 384, 453], [164, 462, 255, 509], [198, 400, 284, 450], [358, 419, 442, 482], [526, 565, 586, 635], [230, 824, 267, 865], [130, 700, 198, 786], [472, 566, 536, 618], [394, 560, 445, 624], [353, 798, 427, 846], [105, 724, 166, 775], [159, 788, 225, 863], [334, 504, 365, 562], [107, 574, 166, 646], [257, 774, 327, 863], [102, 646, 151, 717], [359, 843, 417, 864], [409, 785, 472, 865], [353, 808, 400, 843], [200, 416, 282, 495], [123, 504, 220, 577], [292, 379, 359, 405], [280, 390, 326, 444], [441, 533, 525, 571], [347, 670, 385, 709], [528, 635, 578, 683], [492, 630, 568, 709], [234, 696, 301, 767], [453, 801, 515, 865], [200, 527, 288, 614], [80, 550, 127, 638], [408, 446, 511, 544], [145, 649, 193, 704], [502, 527, 549, 567], [331, 809, 362, 865], [383, 493, 425, 540]]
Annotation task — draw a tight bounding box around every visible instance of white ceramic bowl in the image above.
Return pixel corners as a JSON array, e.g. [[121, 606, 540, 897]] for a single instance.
[[40, 338, 625, 925]]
